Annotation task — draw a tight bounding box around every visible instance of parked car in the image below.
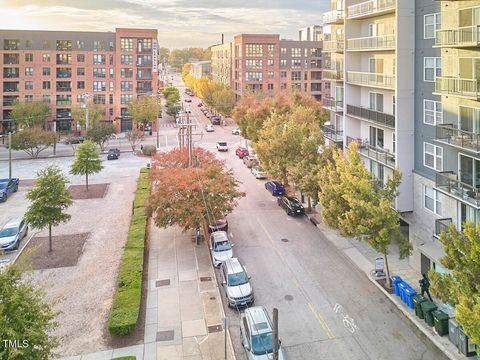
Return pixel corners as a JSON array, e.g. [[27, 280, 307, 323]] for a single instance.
[[277, 196, 305, 216], [209, 231, 233, 267], [243, 156, 259, 169], [251, 166, 267, 179], [64, 136, 85, 144], [235, 147, 249, 158], [205, 112, 213, 119], [232, 128, 241, 135], [0, 218, 28, 251], [216, 141, 228, 152], [211, 116, 221, 125], [240, 306, 286, 359], [265, 181, 286, 196], [108, 148, 120, 157], [205, 124, 215, 132], [208, 218, 228, 233], [107, 152, 119, 160], [197, 102, 203, 107], [185, 98, 192, 103], [220, 258, 254, 307], [0, 178, 19, 202]]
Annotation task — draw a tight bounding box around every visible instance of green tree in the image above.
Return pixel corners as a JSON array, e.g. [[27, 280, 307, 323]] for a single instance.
[[429, 222, 480, 345], [86, 122, 116, 151], [125, 129, 144, 151], [211, 87, 235, 116], [70, 140, 103, 190], [162, 86, 180, 103], [11, 100, 50, 129], [0, 264, 58, 359], [10, 128, 56, 158], [127, 96, 160, 128], [72, 104, 104, 130], [25, 166, 72, 252]]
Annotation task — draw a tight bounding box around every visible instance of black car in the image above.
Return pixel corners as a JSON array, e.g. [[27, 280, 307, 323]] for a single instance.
[[211, 116, 221, 125], [107, 153, 119, 160], [184, 99, 192, 103], [108, 148, 121, 157], [277, 196, 304, 216]]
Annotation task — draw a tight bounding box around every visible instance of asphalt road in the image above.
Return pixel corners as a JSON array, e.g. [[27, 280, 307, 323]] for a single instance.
[[169, 73, 449, 360]]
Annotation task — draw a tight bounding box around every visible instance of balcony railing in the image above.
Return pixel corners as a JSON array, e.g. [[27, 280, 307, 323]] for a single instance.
[[347, 0, 396, 19], [347, 71, 395, 89], [136, 75, 152, 80], [56, 88, 72, 92], [138, 48, 152, 54], [346, 136, 396, 168], [136, 87, 153, 93], [435, 76, 480, 100], [347, 34, 395, 51], [434, 218, 453, 239], [2, 99, 18, 106], [346, 104, 395, 128], [436, 171, 480, 208], [435, 123, 480, 153], [435, 25, 480, 48], [323, 69, 343, 81], [323, 40, 344, 53], [323, 9, 344, 24], [56, 99, 72, 105], [323, 97, 344, 112], [3, 72, 19, 79], [323, 125, 344, 143], [3, 87, 19, 93]]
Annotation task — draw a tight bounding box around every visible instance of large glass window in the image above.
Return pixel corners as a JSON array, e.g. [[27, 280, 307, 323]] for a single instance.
[[120, 38, 133, 52], [369, 92, 384, 112], [424, 13, 441, 39], [121, 55, 133, 65], [291, 48, 302, 57], [93, 68, 106, 78], [93, 81, 106, 92], [245, 44, 263, 56], [424, 142, 443, 171], [369, 126, 384, 148], [245, 59, 262, 69], [245, 72, 263, 81], [93, 54, 106, 65], [459, 154, 480, 188], [291, 71, 301, 81], [424, 57, 441, 82], [56, 40, 72, 51], [424, 185, 441, 215], [423, 99, 443, 125], [459, 106, 480, 133]]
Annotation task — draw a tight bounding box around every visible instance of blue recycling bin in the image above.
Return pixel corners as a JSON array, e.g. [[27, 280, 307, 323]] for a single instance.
[[391, 276, 403, 296], [404, 287, 417, 309], [398, 282, 407, 302]]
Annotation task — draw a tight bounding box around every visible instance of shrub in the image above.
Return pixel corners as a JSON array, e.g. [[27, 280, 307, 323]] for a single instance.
[[108, 169, 150, 337], [142, 145, 157, 156]]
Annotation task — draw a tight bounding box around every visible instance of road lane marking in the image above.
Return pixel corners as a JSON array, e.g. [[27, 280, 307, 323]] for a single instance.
[[309, 303, 335, 339]]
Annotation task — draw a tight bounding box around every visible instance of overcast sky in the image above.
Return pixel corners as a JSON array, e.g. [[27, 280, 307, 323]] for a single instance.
[[0, 0, 329, 48]]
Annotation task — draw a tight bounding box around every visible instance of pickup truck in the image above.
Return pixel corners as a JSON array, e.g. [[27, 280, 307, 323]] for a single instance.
[[0, 178, 19, 202]]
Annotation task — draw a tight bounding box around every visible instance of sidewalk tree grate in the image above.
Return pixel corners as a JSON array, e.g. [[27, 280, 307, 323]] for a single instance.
[[156, 330, 175, 341], [281, 238, 289, 242], [208, 324, 223, 333], [284, 294, 294, 301], [200, 276, 212, 282], [156, 279, 170, 287]]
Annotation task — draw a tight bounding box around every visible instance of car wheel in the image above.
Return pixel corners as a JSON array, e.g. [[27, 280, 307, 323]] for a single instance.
[[14, 240, 19, 250], [24, 227, 28, 238], [287, 209, 292, 216]]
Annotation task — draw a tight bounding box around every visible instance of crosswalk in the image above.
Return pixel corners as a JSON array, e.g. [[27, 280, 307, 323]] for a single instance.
[[159, 123, 177, 128]]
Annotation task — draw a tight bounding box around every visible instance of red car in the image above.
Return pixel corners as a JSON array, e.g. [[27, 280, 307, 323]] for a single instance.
[[235, 147, 249, 158]]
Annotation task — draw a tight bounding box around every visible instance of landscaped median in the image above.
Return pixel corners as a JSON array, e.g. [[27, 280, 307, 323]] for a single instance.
[[108, 168, 151, 336]]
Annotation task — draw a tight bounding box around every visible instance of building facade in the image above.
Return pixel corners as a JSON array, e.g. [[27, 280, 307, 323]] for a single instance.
[[189, 60, 211, 79], [211, 42, 233, 87], [0, 28, 159, 133], [299, 25, 323, 42]]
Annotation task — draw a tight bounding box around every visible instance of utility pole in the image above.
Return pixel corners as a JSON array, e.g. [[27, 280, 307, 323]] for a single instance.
[[85, 104, 89, 131], [187, 112, 192, 167], [272, 308, 279, 360], [8, 131, 12, 180]]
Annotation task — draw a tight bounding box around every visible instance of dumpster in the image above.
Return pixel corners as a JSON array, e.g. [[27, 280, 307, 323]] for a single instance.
[[448, 318, 459, 346], [433, 310, 449, 336], [459, 326, 477, 357], [404, 287, 417, 309], [390, 276, 403, 296], [421, 301, 437, 326], [413, 294, 427, 318]]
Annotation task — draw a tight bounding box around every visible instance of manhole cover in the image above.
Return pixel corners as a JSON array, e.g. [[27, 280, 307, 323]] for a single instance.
[[284, 294, 294, 301], [156, 330, 174, 341], [208, 324, 223, 333], [200, 276, 212, 282], [156, 279, 170, 287], [281, 238, 289, 242]]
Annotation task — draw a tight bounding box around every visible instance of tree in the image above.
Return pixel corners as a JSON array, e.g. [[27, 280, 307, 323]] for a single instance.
[[0, 264, 58, 359], [211, 87, 236, 116], [125, 128, 144, 151], [163, 86, 180, 104], [127, 96, 160, 128], [72, 104, 104, 130], [148, 148, 244, 234], [11, 100, 50, 129], [25, 166, 72, 252], [86, 122, 116, 151], [429, 222, 480, 345], [70, 140, 103, 190], [159, 47, 170, 63], [10, 128, 56, 158]]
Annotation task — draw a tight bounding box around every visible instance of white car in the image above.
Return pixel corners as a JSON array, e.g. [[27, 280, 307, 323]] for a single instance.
[[216, 141, 228, 152], [210, 231, 233, 267], [0, 218, 28, 251], [205, 124, 215, 132], [232, 128, 241, 135], [251, 166, 267, 179]]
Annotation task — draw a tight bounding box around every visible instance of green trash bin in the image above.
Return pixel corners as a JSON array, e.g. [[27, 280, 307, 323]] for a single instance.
[[433, 310, 449, 336], [413, 294, 427, 319], [421, 301, 437, 326]]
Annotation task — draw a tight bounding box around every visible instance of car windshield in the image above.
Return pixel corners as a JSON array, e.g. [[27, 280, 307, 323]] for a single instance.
[[227, 271, 249, 286], [0, 227, 17, 237], [218, 142, 227, 146], [214, 240, 231, 252], [251, 333, 273, 355], [289, 198, 302, 206], [0, 184, 6, 189]]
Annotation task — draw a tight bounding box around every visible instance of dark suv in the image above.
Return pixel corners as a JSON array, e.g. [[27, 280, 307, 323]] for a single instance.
[[277, 196, 304, 216]]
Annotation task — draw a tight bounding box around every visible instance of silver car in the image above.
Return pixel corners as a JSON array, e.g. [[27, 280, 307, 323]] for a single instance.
[[221, 258, 254, 307], [210, 231, 233, 267], [0, 218, 28, 251]]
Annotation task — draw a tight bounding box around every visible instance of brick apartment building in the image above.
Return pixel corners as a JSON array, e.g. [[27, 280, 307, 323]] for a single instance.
[[211, 32, 325, 102], [0, 28, 159, 133]]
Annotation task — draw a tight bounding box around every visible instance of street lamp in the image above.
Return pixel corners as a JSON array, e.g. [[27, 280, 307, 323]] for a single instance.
[[81, 93, 93, 132]]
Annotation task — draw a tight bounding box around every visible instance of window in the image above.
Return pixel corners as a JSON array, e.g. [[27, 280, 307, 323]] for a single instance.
[[121, 55, 133, 65], [42, 40, 51, 50], [392, 132, 396, 153], [121, 68, 133, 78], [77, 81, 85, 89], [109, 55, 114, 65], [268, 83, 274, 91], [25, 68, 33, 76], [245, 44, 263, 56], [245, 59, 262, 69], [369, 126, 384, 148], [25, 81, 33, 90], [77, 54, 85, 62], [42, 81, 50, 90], [93, 54, 106, 65], [109, 94, 114, 105], [121, 81, 133, 91], [93, 40, 107, 52], [280, 71, 287, 78], [424, 185, 442, 215], [424, 57, 441, 82], [267, 44, 275, 56], [77, 40, 85, 49], [245, 72, 262, 81], [291, 59, 302, 68], [369, 92, 384, 112], [424, 13, 441, 39], [25, 40, 32, 49], [93, 68, 106, 78], [280, 47, 287, 55], [109, 81, 114, 91], [93, 81, 106, 92], [56, 54, 72, 65], [56, 40, 72, 51], [370, 161, 385, 187], [280, 59, 287, 67], [25, 53, 33, 62], [42, 67, 51, 76], [137, 38, 152, 52], [267, 59, 274, 66], [25, 95, 33, 102], [77, 68, 85, 76], [109, 68, 114, 78], [424, 142, 443, 171], [3, 39, 19, 50], [423, 100, 443, 125], [109, 108, 114, 116], [93, 94, 105, 104], [43, 95, 51, 103], [121, 94, 133, 104], [291, 48, 302, 57], [268, 71, 274, 79], [291, 71, 301, 81], [42, 53, 50, 62]]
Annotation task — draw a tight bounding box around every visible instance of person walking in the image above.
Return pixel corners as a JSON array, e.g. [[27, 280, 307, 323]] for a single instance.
[[419, 273, 433, 301]]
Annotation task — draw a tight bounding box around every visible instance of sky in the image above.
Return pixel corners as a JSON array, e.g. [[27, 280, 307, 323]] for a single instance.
[[0, 0, 329, 49]]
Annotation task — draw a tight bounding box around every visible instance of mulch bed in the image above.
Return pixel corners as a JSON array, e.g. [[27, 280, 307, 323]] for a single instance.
[[20, 233, 89, 270], [69, 183, 109, 199], [376, 278, 394, 294]]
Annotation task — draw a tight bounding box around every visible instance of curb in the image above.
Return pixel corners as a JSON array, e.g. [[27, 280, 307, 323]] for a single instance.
[[0, 149, 135, 162]]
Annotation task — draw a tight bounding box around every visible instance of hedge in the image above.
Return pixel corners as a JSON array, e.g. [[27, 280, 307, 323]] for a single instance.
[[108, 168, 151, 336], [142, 145, 157, 156]]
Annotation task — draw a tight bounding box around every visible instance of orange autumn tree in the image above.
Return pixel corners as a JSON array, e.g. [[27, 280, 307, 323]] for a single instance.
[[148, 148, 244, 234]]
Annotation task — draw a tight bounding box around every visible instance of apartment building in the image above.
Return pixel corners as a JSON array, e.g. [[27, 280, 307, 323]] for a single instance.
[[189, 60, 211, 79], [0, 28, 159, 133], [299, 25, 323, 42], [211, 42, 233, 87]]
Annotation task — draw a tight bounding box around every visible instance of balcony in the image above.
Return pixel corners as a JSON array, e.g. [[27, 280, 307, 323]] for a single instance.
[[323, 69, 343, 81], [347, 34, 395, 51], [323, 9, 344, 24], [136, 75, 152, 80], [347, 0, 396, 19], [323, 124, 344, 143], [435, 25, 480, 48], [346, 104, 395, 128], [56, 99, 72, 106], [435, 76, 480, 100], [435, 123, 480, 153], [322, 40, 344, 53], [433, 218, 453, 239], [136, 61, 153, 67], [436, 171, 480, 208], [136, 87, 153, 93], [323, 97, 344, 112], [3, 70, 19, 79], [3, 85, 19, 93], [347, 71, 395, 89], [3, 97, 18, 106], [346, 136, 396, 168], [56, 87, 72, 92], [138, 48, 152, 54]]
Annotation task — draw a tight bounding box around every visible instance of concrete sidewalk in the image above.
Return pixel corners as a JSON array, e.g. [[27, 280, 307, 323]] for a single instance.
[[308, 211, 470, 360], [62, 225, 236, 360]]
